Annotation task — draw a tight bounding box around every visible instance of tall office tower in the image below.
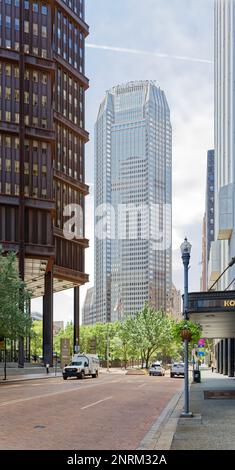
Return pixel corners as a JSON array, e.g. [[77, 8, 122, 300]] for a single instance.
[[209, 1, 235, 290], [82, 287, 94, 325], [94, 81, 172, 323], [0, 1, 89, 364], [202, 150, 215, 291]]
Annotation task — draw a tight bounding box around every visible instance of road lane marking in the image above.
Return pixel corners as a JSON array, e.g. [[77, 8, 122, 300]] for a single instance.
[[138, 384, 147, 388], [0, 384, 22, 389], [81, 396, 113, 410], [0, 378, 123, 407]]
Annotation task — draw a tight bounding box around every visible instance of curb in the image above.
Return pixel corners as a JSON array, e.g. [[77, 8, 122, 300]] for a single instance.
[[138, 385, 184, 450], [0, 374, 61, 385]]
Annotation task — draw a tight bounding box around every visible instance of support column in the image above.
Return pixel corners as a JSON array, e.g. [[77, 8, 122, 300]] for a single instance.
[[74, 287, 80, 353], [43, 271, 53, 366], [215, 342, 219, 372], [219, 340, 223, 374], [223, 339, 228, 375], [228, 339, 235, 377]]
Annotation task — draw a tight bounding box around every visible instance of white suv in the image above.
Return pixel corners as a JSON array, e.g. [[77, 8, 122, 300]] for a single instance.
[[170, 362, 184, 378]]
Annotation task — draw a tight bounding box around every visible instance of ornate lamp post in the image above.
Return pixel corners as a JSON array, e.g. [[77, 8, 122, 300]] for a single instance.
[[180, 237, 193, 417]]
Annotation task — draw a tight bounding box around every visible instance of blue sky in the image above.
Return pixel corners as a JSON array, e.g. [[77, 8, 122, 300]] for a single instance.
[[32, 0, 214, 321]]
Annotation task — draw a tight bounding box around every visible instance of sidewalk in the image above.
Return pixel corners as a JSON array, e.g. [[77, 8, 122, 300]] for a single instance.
[[171, 369, 235, 450]]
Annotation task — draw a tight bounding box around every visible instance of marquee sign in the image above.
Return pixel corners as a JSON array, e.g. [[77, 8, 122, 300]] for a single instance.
[[187, 291, 235, 314]]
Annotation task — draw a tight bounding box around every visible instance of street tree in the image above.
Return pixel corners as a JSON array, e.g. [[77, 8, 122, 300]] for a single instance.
[[0, 249, 32, 379]]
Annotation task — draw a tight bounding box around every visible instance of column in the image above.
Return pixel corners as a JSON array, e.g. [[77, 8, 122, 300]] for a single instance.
[[219, 340, 223, 374], [43, 271, 53, 366], [228, 339, 235, 377], [223, 339, 228, 375], [216, 342, 219, 372], [74, 287, 80, 353]]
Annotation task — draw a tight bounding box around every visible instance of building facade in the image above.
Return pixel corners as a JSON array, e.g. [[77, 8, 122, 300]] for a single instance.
[[209, 0, 235, 377], [209, 0, 235, 290], [94, 81, 172, 323], [0, 0, 89, 365], [201, 150, 214, 291], [82, 286, 94, 325]]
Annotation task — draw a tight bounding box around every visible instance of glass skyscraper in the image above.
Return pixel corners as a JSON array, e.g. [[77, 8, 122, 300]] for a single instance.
[[94, 81, 172, 323]]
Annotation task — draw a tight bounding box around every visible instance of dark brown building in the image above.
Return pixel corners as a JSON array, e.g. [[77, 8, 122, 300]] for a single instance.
[[0, 0, 89, 365]]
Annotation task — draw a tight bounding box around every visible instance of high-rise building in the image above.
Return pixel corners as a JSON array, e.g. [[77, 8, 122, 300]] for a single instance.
[[82, 287, 94, 325], [209, 0, 235, 290], [0, 0, 89, 364], [210, 0, 235, 378], [94, 81, 172, 323], [201, 150, 214, 291], [169, 284, 181, 320]]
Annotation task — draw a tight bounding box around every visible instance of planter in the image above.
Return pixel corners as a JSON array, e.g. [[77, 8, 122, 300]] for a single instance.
[[180, 329, 192, 341]]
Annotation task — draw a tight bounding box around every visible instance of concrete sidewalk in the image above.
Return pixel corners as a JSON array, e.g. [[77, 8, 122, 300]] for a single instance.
[[171, 369, 235, 450]]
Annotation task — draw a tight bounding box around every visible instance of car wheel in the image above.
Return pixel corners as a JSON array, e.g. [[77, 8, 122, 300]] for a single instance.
[[170, 373, 174, 378], [80, 371, 85, 379], [63, 376, 67, 380]]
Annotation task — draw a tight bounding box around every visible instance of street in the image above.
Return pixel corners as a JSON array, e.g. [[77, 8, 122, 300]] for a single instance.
[[0, 371, 182, 450]]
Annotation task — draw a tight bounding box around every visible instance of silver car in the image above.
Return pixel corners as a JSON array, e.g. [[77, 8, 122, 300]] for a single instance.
[[149, 363, 165, 376], [170, 362, 185, 378]]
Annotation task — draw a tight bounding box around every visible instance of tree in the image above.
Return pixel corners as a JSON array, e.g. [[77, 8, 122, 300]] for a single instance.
[[31, 320, 43, 359], [130, 304, 175, 369], [0, 249, 32, 379]]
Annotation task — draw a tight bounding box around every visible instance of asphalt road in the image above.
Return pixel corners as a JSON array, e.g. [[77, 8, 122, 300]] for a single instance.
[[0, 371, 182, 450]]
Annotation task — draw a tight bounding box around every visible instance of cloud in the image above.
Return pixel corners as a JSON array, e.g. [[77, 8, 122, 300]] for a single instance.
[[86, 43, 213, 65]]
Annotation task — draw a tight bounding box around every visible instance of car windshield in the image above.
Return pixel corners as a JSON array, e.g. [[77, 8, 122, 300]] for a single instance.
[[70, 361, 83, 366], [152, 364, 160, 368]]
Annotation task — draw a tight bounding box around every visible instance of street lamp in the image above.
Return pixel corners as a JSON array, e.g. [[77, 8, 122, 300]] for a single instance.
[[180, 237, 193, 417]]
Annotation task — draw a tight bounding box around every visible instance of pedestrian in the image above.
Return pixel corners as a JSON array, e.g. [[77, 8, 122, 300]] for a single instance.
[[211, 362, 215, 373], [46, 363, 50, 374]]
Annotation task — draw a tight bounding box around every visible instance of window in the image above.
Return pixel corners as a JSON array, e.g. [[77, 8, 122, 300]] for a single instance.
[[42, 96, 47, 107], [42, 26, 47, 38], [6, 111, 11, 122], [33, 23, 38, 36], [24, 91, 29, 103], [6, 16, 11, 28], [15, 18, 19, 31], [24, 44, 29, 53], [15, 113, 19, 123], [42, 74, 47, 85], [33, 116, 38, 125], [24, 21, 29, 33], [42, 119, 47, 128], [42, 4, 47, 15], [15, 89, 19, 101], [33, 71, 38, 82], [42, 49, 47, 58], [24, 1, 29, 9], [33, 93, 38, 106], [6, 40, 11, 49], [33, 2, 38, 12], [5, 87, 11, 99]]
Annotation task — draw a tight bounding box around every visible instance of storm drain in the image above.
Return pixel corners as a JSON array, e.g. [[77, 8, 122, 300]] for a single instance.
[[34, 425, 46, 429], [204, 390, 235, 399]]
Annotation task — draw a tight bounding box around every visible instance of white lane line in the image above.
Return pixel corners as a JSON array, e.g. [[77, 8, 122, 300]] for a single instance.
[[0, 384, 22, 389], [81, 396, 113, 410], [138, 383, 147, 388], [0, 379, 120, 407]]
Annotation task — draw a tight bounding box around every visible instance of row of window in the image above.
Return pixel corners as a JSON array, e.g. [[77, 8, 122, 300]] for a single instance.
[[56, 124, 83, 181], [1, 0, 47, 14], [56, 10, 84, 73], [57, 68, 84, 127]]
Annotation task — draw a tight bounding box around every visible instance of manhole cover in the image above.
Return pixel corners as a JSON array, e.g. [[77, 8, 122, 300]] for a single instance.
[[34, 425, 46, 429], [204, 390, 235, 399]]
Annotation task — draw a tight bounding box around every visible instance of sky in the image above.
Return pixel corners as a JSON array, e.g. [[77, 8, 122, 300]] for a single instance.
[[32, 0, 214, 322]]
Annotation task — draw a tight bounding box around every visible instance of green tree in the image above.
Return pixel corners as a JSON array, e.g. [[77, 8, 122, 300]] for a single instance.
[[31, 320, 43, 359], [130, 304, 175, 369], [0, 249, 32, 379]]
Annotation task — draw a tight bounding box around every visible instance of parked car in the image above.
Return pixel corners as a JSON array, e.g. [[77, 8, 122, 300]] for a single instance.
[[149, 362, 165, 376], [170, 362, 185, 378]]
